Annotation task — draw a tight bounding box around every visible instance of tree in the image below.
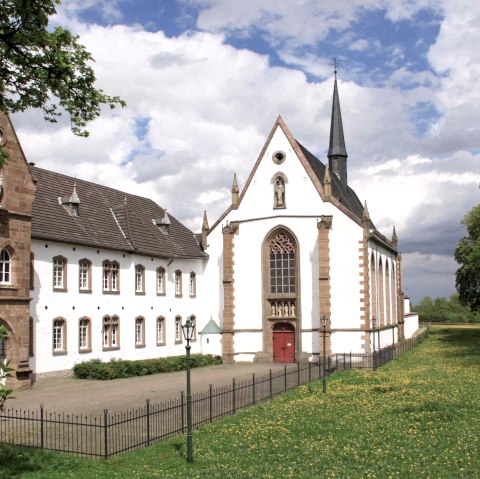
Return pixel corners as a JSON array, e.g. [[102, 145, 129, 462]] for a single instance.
[[0, 0, 126, 164], [455, 204, 480, 312], [415, 293, 480, 323], [0, 324, 14, 412]]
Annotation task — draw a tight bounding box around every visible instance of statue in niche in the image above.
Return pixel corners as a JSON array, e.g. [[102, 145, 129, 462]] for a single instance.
[[284, 302, 289, 316], [274, 177, 285, 207], [277, 302, 283, 316], [271, 303, 276, 316], [291, 302, 295, 317]]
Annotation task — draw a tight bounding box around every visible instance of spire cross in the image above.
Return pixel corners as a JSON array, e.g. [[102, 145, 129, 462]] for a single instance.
[[331, 57, 340, 77]]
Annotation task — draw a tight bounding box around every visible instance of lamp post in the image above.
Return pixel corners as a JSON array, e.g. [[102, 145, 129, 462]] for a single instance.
[[371, 317, 377, 370], [182, 316, 196, 463], [321, 314, 328, 393]]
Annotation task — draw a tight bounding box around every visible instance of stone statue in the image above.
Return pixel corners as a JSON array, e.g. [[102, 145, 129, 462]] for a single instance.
[[275, 178, 285, 207]]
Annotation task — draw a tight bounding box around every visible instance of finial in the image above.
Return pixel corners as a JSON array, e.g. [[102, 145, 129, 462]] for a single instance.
[[231, 173, 239, 208], [363, 201, 370, 221], [331, 57, 340, 78], [392, 225, 398, 247]]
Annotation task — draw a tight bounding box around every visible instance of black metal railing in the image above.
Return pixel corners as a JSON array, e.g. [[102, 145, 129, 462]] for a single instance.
[[0, 331, 426, 458]]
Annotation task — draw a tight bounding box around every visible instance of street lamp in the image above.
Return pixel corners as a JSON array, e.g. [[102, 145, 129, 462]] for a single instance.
[[321, 314, 328, 393], [371, 317, 377, 370], [182, 316, 196, 463]]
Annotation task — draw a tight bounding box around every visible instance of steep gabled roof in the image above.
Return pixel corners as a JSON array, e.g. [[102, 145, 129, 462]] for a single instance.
[[30, 166, 206, 259], [209, 116, 369, 233]]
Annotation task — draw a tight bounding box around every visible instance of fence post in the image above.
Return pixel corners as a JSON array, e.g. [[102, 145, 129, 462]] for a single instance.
[[146, 399, 150, 446], [297, 362, 300, 386], [252, 374, 256, 405], [103, 409, 108, 460], [269, 370, 273, 399], [209, 384, 213, 423], [350, 351, 352, 370], [308, 361, 311, 383], [232, 379, 236, 415], [40, 404, 44, 449], [284, 365, 287, 391], [343, 353, 346, 371], [180, 391, 185, 434]]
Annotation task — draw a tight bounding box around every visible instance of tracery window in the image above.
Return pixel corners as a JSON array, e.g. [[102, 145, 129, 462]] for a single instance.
[[269, 231, 296, 294], [103, 261, 120, 293], [103, 315, 120, 349]]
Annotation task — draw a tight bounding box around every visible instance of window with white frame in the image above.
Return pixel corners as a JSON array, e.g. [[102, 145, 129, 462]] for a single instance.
[[52, 318, 66, 353], [156, 316, 165, 345], [103, 315, 119, 349], [175, 316, 182, 343], [79, 317, 91, 351], [0, 249, 11, 285], [0, 335, 6, 357], [189, 315, 197, 340], [156, 267, 166, 295], [103, 261, 120, 293], [135, 316, 145, 347], [175, 270, 182, 297], [53, 256, 67, 290], [78, 259, 91, 292], [135, 265, 145, 294], [189, 272, 196, 297]]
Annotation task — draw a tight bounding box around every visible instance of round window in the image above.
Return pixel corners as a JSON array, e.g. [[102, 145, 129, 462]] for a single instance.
[[272, 150, 286, 165]]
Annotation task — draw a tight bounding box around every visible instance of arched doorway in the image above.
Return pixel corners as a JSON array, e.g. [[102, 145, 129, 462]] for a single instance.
[[272, 322, 295, 363]]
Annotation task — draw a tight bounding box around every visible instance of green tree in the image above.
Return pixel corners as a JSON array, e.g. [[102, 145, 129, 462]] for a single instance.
[[455, 204, 480, 312], [0, 324, 14, 412], [415, 293, 480, 323], [0, 0, 125, 164]]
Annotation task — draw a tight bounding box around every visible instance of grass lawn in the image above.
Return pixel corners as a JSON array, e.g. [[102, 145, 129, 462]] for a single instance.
[[1, 325, 479, 478]]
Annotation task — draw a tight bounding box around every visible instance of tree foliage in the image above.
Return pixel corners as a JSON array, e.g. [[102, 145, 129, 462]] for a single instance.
[[0, 0, 125, 163], [0, 324, 14, 412], [455, 204, 480, 312], [415, 293, 480, 323]]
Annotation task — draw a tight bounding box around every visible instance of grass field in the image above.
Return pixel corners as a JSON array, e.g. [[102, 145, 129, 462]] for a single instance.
[[1, 325, 479, 478]]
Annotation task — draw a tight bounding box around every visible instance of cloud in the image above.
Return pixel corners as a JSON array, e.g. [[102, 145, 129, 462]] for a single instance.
[[9, 0, 480, 304]]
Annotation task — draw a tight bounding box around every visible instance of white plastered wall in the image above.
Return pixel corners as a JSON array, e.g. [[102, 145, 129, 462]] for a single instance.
[[30, 239, 207, 376]]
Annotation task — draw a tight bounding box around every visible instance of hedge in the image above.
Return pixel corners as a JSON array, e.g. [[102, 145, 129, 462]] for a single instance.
[[73, 354, 223, 380]]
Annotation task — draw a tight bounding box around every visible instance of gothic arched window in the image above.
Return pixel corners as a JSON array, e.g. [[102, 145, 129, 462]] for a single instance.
[[269, 231, 296, 294]]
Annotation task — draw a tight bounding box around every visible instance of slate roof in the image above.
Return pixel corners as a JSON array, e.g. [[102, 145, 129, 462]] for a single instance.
[[30, 166, 207, 259], [297, 142, 366, 223], [201, 317, 222, 334], [327, 77, 348, 158]]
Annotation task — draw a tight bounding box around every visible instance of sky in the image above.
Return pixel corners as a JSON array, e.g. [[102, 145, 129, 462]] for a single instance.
[[10, 0, 480, 305]]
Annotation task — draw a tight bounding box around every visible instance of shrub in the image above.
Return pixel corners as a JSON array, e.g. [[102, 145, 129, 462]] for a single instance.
[[73, 354, 223, 380]]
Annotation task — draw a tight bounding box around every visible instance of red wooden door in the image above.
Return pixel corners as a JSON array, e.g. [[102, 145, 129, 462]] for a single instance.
[[273, 323, 295, 363]]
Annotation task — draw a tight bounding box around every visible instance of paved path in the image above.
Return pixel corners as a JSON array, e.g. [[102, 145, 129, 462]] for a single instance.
[[10, 363, 293, 416]]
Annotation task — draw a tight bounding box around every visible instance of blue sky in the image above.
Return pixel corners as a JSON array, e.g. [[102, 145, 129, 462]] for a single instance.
[[11, 0, 480, 303]]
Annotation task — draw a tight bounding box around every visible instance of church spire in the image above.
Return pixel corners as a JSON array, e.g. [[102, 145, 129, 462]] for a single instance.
[[231, 173, 239, 208], [201, 210, 209, 250], [327, 59, 348, 186]]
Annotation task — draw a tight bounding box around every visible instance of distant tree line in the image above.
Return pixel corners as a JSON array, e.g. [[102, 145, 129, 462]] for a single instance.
[[415, 294, 480, 323]]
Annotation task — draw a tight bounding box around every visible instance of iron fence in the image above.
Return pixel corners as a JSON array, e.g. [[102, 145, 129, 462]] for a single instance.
[[0, 330, 427, 458]]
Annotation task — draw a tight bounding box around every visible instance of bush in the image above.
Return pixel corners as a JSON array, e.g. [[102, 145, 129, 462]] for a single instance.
[[73, 354, 223, 380]]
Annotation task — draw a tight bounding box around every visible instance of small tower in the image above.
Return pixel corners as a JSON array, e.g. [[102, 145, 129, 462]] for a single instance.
[[327, 60, 348, 186], [391, 225, 398, 248], [362, 201, 370, 237], [231, 173, 239, 208], [201, 210, 209, 250]]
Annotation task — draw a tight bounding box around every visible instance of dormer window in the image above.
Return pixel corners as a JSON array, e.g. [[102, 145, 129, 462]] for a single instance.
[[154, 209, 170, 234], [59, 182, 80, 216]]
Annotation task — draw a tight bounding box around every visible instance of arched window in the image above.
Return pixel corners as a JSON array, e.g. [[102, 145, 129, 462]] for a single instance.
[[175, 315, 182, 343], [156, 267, 166, 295], [52, 318, 67, 353], [0, 249, 11, 285], [103, 315, 120, 349], [135, 265, 145, 294], [385, 260, 391, 325], [156, 316, 166, 345], [269, 231, 295, 294], [53, 256, 67, 290], [378, 257, 385, 326], [189, 272, 196, 297], [370, 253, 377, 322], [79, 259, 92, 292], [79, 317, 91, 351], [135, 316, 145, 347], [103, 260, 120, 293], [175, 270, 182, 297]]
